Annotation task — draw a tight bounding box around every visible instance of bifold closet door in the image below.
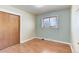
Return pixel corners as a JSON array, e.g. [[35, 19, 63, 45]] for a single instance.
[[0, 12, 20, 50]]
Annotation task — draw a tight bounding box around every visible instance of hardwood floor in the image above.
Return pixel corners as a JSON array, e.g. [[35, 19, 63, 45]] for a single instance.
[[0, 38, 72, 53]]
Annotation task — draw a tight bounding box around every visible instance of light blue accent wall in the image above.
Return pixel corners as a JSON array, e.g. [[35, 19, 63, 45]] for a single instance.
[[35, 9, 71, 43]]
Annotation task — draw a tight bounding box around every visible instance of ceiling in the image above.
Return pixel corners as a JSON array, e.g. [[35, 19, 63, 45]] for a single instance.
[[12, 5, 71, 15]]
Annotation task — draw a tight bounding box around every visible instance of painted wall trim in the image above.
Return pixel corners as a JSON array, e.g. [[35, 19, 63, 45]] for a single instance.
[[20, 37, 35, 43], [21, 37, 71, 44]]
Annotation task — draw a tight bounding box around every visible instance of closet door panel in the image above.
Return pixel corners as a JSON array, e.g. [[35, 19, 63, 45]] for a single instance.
[[8, 14, 20, 46], [0, 12, 10, 49], [0, 12, 20, 50]]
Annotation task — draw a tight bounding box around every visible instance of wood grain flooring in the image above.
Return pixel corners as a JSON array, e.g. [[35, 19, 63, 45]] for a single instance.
[[0, 38, 72, 53]]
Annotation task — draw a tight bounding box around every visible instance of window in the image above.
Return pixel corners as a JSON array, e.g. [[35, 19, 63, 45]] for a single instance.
[[42, 16, 58, 28]]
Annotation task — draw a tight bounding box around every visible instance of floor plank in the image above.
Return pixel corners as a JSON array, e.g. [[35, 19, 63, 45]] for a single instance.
[[0, 38, 72, 53]]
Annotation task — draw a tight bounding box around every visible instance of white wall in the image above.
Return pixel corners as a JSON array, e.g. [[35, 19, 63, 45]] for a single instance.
[[0, 5, 35, 43], [71, 5, 79, 52]]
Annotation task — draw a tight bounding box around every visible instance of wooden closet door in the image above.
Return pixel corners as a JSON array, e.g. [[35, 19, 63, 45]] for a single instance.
[[0, 12, 9, 50], [8, 14, 20, 46], [0, 12, 20, 50]]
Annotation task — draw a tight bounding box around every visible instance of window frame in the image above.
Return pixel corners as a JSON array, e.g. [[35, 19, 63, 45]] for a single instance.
[[41, 16, 58, 29]]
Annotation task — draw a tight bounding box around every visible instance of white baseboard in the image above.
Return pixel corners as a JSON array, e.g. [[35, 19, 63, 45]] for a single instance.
[[20, 37, 36, 43], [35, 37, 71, 44], [21, 36, 71, 44]]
